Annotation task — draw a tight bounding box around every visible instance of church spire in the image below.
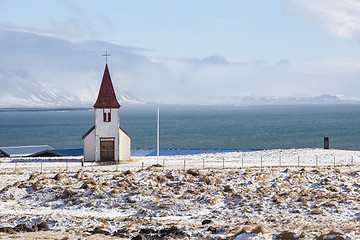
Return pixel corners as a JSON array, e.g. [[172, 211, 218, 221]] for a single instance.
[[93, 64, 121, 108]]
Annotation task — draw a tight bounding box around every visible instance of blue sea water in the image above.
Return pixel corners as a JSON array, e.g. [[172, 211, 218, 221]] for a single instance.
[[1, 104, 360, 152]]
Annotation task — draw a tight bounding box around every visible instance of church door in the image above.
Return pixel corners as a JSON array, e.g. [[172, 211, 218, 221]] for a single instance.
[[100, 138, 115, 161]]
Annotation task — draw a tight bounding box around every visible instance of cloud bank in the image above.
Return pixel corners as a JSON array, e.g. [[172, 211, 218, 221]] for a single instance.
[[1, 30, 360, 107]]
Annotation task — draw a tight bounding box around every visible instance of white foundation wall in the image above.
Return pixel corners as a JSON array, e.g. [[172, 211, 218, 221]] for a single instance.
[[83, 129, 96, 161], [119, 129, 131, 161], [94, 108, 120, 161]]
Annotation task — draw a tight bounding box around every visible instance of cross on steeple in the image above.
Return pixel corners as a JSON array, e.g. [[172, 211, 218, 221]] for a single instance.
[[102, 51, 111, 64]]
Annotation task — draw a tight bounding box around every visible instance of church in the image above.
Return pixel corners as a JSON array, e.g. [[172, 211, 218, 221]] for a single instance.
[[82, 63, 131, 162]]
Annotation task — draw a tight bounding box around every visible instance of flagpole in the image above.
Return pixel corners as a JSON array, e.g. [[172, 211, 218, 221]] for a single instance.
[[157, 107, 160, 164]]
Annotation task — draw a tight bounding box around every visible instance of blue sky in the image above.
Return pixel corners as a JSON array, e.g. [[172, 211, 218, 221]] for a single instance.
[[1, 0, 359, 61], [2, 0, 360, 105]]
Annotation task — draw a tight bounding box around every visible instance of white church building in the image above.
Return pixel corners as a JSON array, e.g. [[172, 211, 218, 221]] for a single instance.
[[82, 64, 131, 161]]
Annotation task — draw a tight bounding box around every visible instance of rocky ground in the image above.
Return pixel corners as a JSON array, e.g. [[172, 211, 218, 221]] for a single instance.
[[0, 159, 360, 239]]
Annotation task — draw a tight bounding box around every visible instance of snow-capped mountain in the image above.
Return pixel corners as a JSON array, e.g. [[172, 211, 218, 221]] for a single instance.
[[0, 30, 147, 108], [213, 94, 360, 106]]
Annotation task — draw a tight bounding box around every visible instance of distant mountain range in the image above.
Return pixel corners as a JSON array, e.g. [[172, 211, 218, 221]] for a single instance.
[[1, 30, 360, 108], [212, 94, 360, 106], [0, 67, 147, 108]]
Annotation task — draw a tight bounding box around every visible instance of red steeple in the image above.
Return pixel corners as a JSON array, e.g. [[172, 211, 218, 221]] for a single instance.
[[93, 64, 121, 108]]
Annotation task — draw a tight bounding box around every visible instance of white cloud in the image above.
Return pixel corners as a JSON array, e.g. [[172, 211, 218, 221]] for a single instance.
[[286, 0, 360, 40], [2, 30, 360, 106]]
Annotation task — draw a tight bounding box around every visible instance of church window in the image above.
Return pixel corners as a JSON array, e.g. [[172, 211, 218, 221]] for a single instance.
[[103, 109, 111, 122]]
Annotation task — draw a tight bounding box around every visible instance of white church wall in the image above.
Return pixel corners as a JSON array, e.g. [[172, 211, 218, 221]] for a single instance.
[[94, 108, 120, 161], [83, 129, 96, 161], [119, 128, 131, 161]]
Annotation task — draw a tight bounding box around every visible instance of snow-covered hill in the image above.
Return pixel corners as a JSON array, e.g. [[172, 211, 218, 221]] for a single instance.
[[0, 30, 147, 108]]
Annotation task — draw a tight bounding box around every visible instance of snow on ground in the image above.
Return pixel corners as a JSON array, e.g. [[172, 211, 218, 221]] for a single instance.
[[0, 148, 360, 239]]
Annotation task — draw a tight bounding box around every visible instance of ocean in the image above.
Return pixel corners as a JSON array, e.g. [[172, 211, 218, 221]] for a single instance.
[[1, 104, 360, 152]]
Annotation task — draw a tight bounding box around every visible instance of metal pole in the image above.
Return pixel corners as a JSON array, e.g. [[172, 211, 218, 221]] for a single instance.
[[203, 158, 205, 170], [163, 159, 165, 171], [242, 157, 244, 168], [66, 161, 69, 172], [183, 160, 186, 170], [157, 107, 160, 164], [222, 158, 225, 169], [142, 162, 144, 170], [316, 156, 318, 167], [14, 162, 17, 173]]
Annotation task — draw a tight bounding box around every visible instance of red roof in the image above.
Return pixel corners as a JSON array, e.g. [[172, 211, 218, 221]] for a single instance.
[[93, 64, 121, 108]]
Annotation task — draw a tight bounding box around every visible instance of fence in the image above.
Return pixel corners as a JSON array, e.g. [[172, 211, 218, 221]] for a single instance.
[[0, 153, 359, 174]]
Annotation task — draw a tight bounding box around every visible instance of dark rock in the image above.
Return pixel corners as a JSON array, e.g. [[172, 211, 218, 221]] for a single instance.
[[90, 227, 110, 236], [223, 185, 233, 192], [275, 231, 297, 240], [140, 228, 156, 234], [132, 234, 147, 240], [33, 222, 49, 231], [0, 227, 15, 234], [159, 226, 188, 238], [17, 182, 27, 188], [13, 224, 33, 232], [124, 170, 132, 175], [148, 234, 162, 240], [113, 227, 129, 237], [206, 226, 217, 234], [160, 226, 180, 235], [187, 169, 200, 176], [152, 164, 162, 167], [316, 231, 345, 240], [202, 219, 213, 225]]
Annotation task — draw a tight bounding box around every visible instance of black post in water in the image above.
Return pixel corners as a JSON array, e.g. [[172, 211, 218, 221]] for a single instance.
[[324, 137, 329, 149]]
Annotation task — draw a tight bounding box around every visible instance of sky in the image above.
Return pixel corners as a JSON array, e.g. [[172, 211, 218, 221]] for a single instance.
[[1, 0, 360, 105]]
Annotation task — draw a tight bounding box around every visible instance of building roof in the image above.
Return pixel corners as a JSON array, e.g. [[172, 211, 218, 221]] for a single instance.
[[0, 145, 54, 157], [120, 127, 132, 139], [93, 64, 121, 109], [82, 125, 95, 139]]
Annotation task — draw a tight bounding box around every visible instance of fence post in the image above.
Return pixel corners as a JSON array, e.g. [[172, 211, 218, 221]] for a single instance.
[[242, 157, 244, 168], [279, 155, 282, 167], [163, 160, 165, 171], [261, 156, 263, 169], [91, 161, 94, 172], [41, 162, 43, 174], [183, 160, 186, 170], [352, 156, 354, 166], [298, 156, 300, 167], [142, 162, 144, 170], [203, 158, 205, 170], [223, 158, 225, 169], [14, 162, 17, 173], [333, 156, 336, 167], [66, 161, 69, 172], [316, 156, 318, 168]]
